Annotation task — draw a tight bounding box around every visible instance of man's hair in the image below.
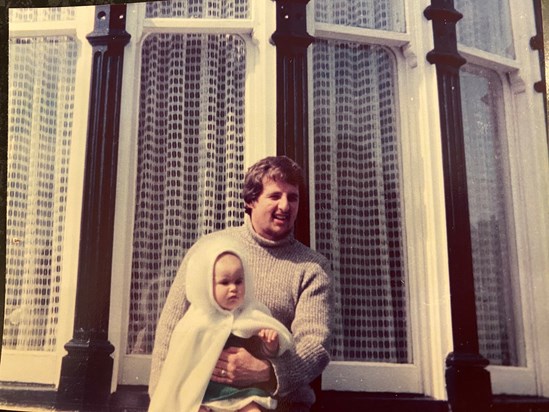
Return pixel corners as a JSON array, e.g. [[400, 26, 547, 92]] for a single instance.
[[242, 156, 304, 212]]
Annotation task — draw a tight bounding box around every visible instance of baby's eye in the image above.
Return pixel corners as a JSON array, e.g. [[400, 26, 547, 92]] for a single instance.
[[235, 279, 244, 285]]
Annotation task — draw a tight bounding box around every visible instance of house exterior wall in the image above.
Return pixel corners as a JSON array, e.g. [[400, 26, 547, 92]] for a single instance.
[[2, 1, 549, 411]]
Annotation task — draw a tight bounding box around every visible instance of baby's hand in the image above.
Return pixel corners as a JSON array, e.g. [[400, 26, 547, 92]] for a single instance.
[[257, 329, 279, 356]]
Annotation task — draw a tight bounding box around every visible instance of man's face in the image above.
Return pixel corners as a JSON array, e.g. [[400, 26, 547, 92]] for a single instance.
[[247, 177, 300, 241]]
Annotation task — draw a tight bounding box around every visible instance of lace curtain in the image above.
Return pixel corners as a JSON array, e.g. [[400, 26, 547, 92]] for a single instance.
[[8, 7, 75, 22], [4, 35, 77, 351], [460, 67, 522, 366], [126, 32, 247, 355], [312, 40, 408, 363], [146, 0, 248, 18], [314, 0, 405, 32]]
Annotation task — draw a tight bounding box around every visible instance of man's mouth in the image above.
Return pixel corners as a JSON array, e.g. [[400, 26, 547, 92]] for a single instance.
[[273, 213, 289, 222]]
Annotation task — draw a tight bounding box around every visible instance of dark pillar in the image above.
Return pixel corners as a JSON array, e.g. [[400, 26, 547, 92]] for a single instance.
[[271, 0, 314, 246], [423, 2, 492, 411], [530, 0, 546, 94], [56, 5, 130, 410]]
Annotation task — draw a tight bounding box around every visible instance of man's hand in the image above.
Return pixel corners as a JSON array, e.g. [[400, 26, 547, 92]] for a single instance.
[[210, 346, 274, 388]]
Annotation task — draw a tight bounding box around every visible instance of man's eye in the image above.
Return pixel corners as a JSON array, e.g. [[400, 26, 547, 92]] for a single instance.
[[288, 194, 299, 202]]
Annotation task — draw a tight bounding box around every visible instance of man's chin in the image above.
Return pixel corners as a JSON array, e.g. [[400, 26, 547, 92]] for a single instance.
[[269, 226, 292, 240]]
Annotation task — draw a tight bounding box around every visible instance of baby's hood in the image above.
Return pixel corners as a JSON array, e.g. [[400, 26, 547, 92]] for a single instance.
[[185, 234, 255, 314]]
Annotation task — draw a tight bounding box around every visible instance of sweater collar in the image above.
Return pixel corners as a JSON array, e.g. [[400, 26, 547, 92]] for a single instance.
[[243, 214, 295, 248]]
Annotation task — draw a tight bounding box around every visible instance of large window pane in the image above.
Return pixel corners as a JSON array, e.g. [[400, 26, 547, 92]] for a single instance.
[[313, 41, 409, 363], [461, 66, 524, 366], [146, 0, 249, 19], [315, 0, 405, 33], [127, 33, 247, 355], [9, 7, 75, 22], [455, 0, 515, 58], [5, 36, 77, 351]]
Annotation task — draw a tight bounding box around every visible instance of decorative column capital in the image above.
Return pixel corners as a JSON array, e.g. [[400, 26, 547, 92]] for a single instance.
[[424, 0, 466, 69], [86, 4, 131, 49], [271, 0, 314, 51]]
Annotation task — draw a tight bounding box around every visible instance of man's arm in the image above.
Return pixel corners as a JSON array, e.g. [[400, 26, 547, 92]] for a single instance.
[[269, 261, 333, 396]]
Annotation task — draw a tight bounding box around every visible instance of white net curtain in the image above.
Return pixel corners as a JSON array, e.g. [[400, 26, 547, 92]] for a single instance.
[[312, 1, 408, 364], [5, 34, 77, 351], [126, 32, 247, 355], [145, 0, 248, 18], [8, 7, 75, 23], [312, 40, 408, 363], [314, 0, 405, 32]]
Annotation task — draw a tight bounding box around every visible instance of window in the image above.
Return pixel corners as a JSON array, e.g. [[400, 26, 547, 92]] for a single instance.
[[310, 0, 435, 395], [461, 66, 524, 368], [310, 0, 549, 398], [3, 6, 95, 385], [127, 31, 247, 356], [313, 41, 408, 364], [455, 0, 549, 396], [109, 0, 278, 386]]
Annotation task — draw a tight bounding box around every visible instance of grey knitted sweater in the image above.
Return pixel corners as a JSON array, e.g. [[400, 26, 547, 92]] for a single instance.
[[149, 216, 334, 409]]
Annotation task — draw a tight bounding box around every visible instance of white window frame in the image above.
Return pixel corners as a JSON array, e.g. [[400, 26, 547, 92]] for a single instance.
[[307, 0, 453, 399], [454, 0, 549, 397], [108, 0, 279, 391], [308, 0, 549, 399], [2, 5, 96, 386]]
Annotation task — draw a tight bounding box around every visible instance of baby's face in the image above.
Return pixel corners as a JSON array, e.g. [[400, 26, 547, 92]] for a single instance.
[[213, 253, 245, 311]]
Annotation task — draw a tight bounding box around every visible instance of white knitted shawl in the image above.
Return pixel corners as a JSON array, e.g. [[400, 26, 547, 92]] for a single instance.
[[148, 235, 294, 412]]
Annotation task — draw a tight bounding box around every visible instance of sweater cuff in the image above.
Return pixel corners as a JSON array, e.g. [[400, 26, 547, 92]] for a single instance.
[[263, 361, 279, 396]]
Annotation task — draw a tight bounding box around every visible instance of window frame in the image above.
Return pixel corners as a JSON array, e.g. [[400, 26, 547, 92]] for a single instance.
[[307, 0, 452, 398], [2, 5, 96, 386], [456, 0, 549, 396], [108, 0, 279, 390], [308, 0, 549, 399]]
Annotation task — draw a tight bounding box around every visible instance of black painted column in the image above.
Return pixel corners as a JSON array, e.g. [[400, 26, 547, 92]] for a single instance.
[[56, 5, 130, 410], [423, 2, 492, 411], [271, 0, 313, 246]]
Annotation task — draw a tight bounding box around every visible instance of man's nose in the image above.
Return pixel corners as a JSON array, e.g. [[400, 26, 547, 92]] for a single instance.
[[278, 195, 290, 211]]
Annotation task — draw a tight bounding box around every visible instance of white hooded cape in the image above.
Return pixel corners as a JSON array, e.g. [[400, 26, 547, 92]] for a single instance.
[[148, 235, 294, 412]]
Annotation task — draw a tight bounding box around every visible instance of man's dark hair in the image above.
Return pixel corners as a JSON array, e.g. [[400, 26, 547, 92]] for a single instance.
[[242, 156, 304, 214]]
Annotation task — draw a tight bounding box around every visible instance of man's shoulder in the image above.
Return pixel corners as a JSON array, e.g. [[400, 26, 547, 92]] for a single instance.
[[291, 239, 330, 267]]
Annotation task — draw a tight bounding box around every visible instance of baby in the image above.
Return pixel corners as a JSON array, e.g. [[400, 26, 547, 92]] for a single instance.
[[148, 236, 294, 412]]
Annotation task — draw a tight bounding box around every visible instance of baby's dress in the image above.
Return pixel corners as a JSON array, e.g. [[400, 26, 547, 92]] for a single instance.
[[202, 334, 277, 411]]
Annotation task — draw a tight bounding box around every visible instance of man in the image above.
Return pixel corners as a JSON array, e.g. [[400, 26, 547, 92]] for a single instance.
[[149, 156, 333, 411]]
